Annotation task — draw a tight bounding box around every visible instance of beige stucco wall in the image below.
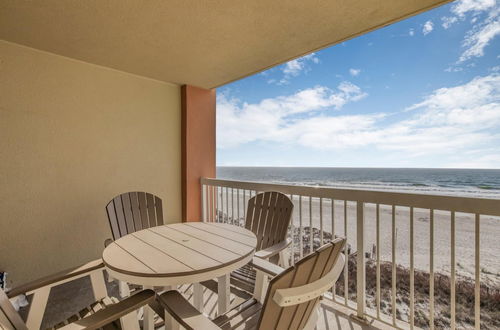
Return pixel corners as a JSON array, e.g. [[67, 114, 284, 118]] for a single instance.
[[0, 40, 182, 286]]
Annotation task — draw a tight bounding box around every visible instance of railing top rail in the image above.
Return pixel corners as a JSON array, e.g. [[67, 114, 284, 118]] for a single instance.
[[201, 177, 500, 216]]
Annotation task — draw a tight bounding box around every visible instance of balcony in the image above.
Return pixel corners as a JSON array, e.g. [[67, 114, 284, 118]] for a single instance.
[[2, 1, 492, 329], [201, 178, 500, 329]]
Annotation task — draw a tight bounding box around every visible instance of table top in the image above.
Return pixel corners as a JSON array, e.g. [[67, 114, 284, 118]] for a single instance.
[[103, 222, 257, 281]]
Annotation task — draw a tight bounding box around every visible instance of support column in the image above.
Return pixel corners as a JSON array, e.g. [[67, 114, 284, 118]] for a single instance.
[[181, 85, 216, 222]]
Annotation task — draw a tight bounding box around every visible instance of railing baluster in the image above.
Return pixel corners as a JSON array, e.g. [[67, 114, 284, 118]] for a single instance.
[[376, 204, 381, 319], [211, 185, 214, 222], [309, 196, 313, 254], [450, 211, 456, 330], [202, 184, 207, 222], [219, 186, 223, 222], [410, 206, 415, 329], [214, 186, 219, 222], [237, 188, 240, 226], [243, 189, 246, 220], [299, 195, 303, 259], [344, 200, 348, 306], [231, 188, 234, 224], [290, 194, 295, 265], [356, 201, 366, 319], [212, 185, 216, 222], [332, 198, 336, 301], [430, 209, 434, 330], [475, 213, 480, 330], [320, 198, 324, 245], [208, 185, 211, 222], [392, 205, 396, 326], [225, 187, 229, 224], [208, 185, 212, 222]]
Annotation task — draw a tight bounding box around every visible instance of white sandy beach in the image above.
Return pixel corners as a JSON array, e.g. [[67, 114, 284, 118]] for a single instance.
[[219, 195, 500, 285], [292, 199, 500, 285]]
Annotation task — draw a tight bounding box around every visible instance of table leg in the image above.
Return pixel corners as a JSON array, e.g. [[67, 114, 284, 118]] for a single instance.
[[119, 281, 130, 298], [193, 282, 204, 312], [217, 274, 230, 315]]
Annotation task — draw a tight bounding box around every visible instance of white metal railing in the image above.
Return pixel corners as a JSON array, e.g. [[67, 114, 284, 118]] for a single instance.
[[200, 177, 500, 329]]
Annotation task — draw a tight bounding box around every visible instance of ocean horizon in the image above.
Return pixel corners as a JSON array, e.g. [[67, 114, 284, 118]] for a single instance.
[[217, 166, 500, 198]]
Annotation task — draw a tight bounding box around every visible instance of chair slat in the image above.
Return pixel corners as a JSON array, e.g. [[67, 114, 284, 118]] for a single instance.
[[155, 195, 164, 226], [130, 192, 143, 231], [121, 193, 136, 233], [137, 192, 149, 229], [250, 193, 264, 242], [269, 193, 286, 246], [146, 193, 157, 227], [255, 193, 272, 250], [106, 202, 121, 240], [112, 196, 128, 238], [277, 196, 293, 245]]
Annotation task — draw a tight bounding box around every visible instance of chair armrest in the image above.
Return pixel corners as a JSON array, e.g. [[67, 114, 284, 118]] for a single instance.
[[254, 238, 291, 259], [7, 259, 104, 298], [157, 290, 220, 330], [273, 254, 345, 307], [251, 257, 285, 278], [59, 289, 155, 330]]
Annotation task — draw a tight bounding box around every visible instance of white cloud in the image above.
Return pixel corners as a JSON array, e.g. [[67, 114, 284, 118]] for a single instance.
[[367, 75, 500, 154], [451, 0, 496, 16], [217, 82, 367, 148], [218, 75, 500, 160], [270, 53, 320, 85], [443, 0, 500, 63], [406, 74, 500, 113], [422, 21, 434, 35], [409, 28, 415, 36], [459, 12, 500, 62], [442, 16, 458, 29], [349, 68, 361, 76]]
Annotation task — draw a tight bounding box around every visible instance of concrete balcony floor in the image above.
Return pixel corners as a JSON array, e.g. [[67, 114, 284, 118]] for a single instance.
[[20, 274, 386, 329]]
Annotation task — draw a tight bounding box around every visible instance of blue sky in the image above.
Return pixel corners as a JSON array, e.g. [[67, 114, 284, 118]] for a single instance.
[[216, 0, 500, 168]]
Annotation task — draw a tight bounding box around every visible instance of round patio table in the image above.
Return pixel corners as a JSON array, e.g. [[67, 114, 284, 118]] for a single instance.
[[102, 222, 257, 329]]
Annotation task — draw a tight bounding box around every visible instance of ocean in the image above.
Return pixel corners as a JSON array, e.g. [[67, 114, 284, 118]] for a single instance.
[[217, 167, 500, 198]]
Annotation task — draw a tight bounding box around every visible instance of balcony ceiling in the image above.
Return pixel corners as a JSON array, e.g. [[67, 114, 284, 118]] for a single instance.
[[0, 0, 450, 89]]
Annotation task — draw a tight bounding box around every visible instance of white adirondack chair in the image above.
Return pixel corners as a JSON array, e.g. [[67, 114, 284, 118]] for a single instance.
[[158, 237, 346, 330], [0, 259, 154, 330]]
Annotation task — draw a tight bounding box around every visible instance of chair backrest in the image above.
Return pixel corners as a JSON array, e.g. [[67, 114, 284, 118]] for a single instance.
[[257, 238, 346, 330], [106, 192, 164, 240], [0, 289, 27, 330], [245, 191, 294, 251]]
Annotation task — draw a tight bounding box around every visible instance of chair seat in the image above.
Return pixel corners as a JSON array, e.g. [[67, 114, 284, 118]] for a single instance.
[[213, 298, 262, 330], [230, 263, 256, 293], [48, 297, 121, 330]]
